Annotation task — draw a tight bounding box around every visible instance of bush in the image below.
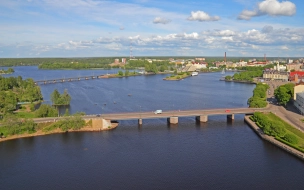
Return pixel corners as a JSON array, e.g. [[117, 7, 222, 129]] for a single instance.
[[284, 133, 299, 144]]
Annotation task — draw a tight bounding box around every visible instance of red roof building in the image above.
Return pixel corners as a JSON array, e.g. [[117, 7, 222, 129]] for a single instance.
[[289, 71, 304, 82]]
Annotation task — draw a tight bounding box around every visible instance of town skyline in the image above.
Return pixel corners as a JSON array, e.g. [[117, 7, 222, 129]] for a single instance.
[[1, 0, 303, 58]]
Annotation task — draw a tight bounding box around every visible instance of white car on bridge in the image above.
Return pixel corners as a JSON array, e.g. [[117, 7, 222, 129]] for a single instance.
[[154, 110, 162, 114]]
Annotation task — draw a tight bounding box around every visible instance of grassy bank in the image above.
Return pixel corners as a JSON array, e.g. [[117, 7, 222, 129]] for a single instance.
[[251, 112, 304, 152], [164, 72, 190, 80]]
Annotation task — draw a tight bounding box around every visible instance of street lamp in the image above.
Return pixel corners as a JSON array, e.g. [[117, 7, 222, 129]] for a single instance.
[[101, 103, 106, 118], [140, 105, 142, 119]]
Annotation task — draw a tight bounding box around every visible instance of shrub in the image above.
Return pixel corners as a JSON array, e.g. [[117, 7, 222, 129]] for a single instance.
[[284, 133, 299, 144]]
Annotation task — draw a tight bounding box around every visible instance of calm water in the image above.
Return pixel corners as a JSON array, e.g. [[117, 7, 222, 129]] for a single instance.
[[1, 66, 304, 190]]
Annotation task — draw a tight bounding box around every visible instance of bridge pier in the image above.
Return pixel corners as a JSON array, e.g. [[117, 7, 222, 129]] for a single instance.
[[167, 117, 178, 124], [196, 115, 208, 123], [227, 114, 234, 120], [138, 119, 142, 125]]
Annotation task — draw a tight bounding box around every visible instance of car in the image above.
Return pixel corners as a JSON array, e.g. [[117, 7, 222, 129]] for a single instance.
[[96, 114, 101, 117], [154, 110, 162, 114], [225, 110, 230, 112]]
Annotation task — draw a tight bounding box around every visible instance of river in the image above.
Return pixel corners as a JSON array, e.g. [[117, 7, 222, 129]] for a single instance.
[[1, 66, 304, 189]]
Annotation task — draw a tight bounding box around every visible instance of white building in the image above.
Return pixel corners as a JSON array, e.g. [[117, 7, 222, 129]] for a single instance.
[[274, 63, 287, 71], [288, 59, 294, 64]]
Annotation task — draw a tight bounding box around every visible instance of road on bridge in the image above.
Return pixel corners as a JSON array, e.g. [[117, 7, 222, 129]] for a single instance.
[[33, 107, 269, 123]]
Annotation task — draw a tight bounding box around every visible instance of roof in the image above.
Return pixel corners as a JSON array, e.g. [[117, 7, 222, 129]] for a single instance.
[[290, 71, 304, 77]]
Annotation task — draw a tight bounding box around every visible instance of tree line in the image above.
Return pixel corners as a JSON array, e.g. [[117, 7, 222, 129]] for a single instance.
[[225, 65, 274, 82], [247, 83, 269, 108], [0, 76, 43, 114], [251, 112, 303, 152]]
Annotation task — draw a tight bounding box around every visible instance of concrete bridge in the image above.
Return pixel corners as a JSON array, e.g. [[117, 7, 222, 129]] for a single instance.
[[34, 75, 104, 85], [33, 107, 269, 127], [92, 107, 268, 125]]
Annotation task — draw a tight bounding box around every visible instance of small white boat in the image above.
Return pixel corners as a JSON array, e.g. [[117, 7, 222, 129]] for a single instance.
[[191, 72, 198, 76]]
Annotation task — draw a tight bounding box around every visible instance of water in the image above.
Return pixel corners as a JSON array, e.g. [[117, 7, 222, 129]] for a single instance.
[[1, 66, 304, 189]]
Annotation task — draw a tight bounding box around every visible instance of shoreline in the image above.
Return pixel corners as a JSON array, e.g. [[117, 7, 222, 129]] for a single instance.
[[0, 123, 118, 143], [244, 116, 304, 161], [221, 79, 257, 84]]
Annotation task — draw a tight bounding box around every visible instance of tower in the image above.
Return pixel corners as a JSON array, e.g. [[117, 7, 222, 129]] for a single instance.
[[224, 52, 226, 63]]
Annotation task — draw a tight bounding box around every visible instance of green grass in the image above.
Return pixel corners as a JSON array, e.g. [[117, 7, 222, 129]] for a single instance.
[[260, 112, 304, 149], [266, 113, 304, 140], [14, 112, 35, 118], [0, 126, 9, 137], [165, 72, 190, 80]]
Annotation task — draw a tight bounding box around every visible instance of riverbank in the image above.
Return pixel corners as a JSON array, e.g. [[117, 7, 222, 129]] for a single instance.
[[0, 122, 118, 143], [221, 79, 257, 84], [244, 116, 304, 161]]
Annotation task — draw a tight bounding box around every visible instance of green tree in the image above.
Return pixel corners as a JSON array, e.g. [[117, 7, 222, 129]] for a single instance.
[[225, 75, 232, 80], [275, 86, 291, 106], [118, 70, 123, 76], [51, 89, 61, 105], [35, 104, 57, 117], [64, 108, 70, 116]]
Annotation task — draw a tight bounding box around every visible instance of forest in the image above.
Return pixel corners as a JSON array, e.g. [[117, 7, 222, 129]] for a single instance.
[[0, 76, 43, 114]]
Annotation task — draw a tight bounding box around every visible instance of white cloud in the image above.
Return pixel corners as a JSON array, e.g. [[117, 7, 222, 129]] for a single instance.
[[187, 11, 220, 22], [281, 46, 289, 50], [153, 17, 171, 24], [238, 0, 296, 20]]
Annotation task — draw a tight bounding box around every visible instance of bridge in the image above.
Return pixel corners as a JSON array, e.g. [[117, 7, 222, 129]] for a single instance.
[[33, 107, 269, 126], [34, 75, 105, 85]]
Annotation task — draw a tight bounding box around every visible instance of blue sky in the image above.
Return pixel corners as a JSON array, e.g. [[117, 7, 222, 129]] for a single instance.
[[0, 0, 303, 58]]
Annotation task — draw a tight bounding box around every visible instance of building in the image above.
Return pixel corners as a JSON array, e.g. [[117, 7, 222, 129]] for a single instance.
[[114, 59, 119, 64], [289, 71, 304, 82], [288, 59, 294, 64], [286, 64, 302, 72], [121, 58, 126, 64], [274, 63, 286, 71], [294, 82, 304, 100], [195, 58, 205, 61], [293, 82, 304, 114], [263, 70, 288, 81]]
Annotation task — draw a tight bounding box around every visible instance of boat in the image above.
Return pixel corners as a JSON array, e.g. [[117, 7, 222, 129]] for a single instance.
[[221, 69, 225, 74], [191, 72, 198, 76]]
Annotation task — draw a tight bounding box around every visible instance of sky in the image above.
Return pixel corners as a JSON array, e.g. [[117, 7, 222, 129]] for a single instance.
[[0, 0, 303, 58]]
